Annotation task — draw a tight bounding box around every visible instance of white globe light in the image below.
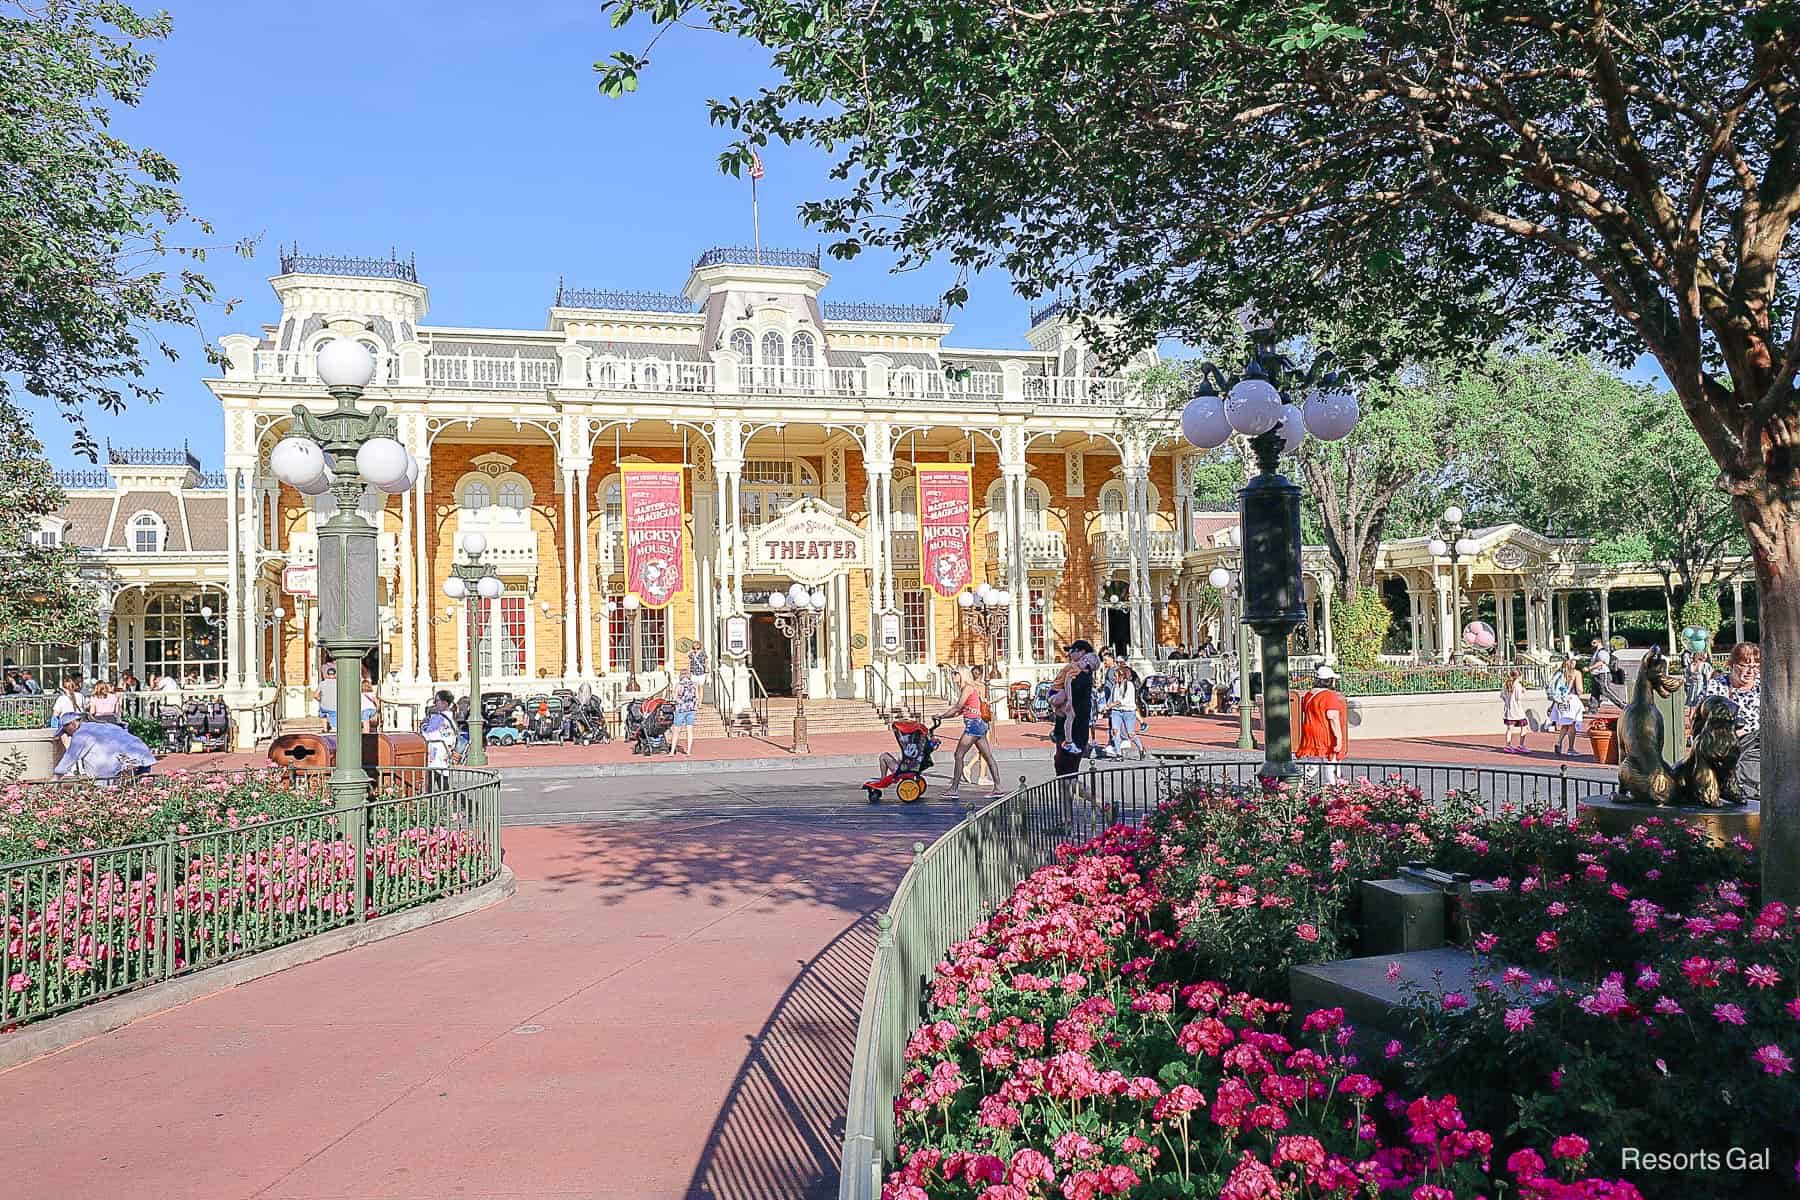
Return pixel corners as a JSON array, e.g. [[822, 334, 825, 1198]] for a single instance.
[[788, 582, 809, 605], [1276, 403, 1305, 455], [1444, 505, 1465, 526], [623, 593, 640, 611], [1455, 536, 1480, 558], [976, 582, 994, 603], [316, 338, 376, 389], [1208, 567, 1232, 590], [477, 575, 504, 600], [1180, 394, 1233, 449], [200, 605, 213, 618], [768, 591, 787, 609], [809, 588, 827, 609], [1225, 377, 1283, 436], [356, 437, 410, 491], [270, 437, 327, 489], [296, 468, 333, 497], [460, 531, 487, 557], [272, 607, 285, 620], [1427, 537, 1449, 558], [995, 590, 1011, 606], [398, 453, 419, 493], [443, 576, 467, 599], [1303, 390, 1360, 441], [958, 591, 975, 608]]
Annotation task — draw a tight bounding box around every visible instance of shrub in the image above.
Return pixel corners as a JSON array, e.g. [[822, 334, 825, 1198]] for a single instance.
[[1679, 590, 1723, 640], [1330, 587, 1390, 670]]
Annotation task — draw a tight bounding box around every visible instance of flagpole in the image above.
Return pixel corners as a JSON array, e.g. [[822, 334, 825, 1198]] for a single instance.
[[752, 173, 761, 264]]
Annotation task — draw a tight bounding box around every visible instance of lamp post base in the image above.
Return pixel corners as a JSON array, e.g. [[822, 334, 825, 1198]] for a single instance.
[[793, 709, 808, 755]]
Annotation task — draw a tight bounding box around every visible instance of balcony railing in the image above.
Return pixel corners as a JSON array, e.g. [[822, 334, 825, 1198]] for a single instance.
[[555, 284, 695, 313], [1091, 529, 1183, 566], [822, 300, 944, 323], [985, 529, 1067, 570], [108, 442, 201, 470], [1024, 375, 1123, 405], [253, 350, 396, 385], [888, 531, 920, 566], [278, 245, 418, 283], [741, 365, 866, 396], [590, 358, 716, 393], [693, 245, 820, 270], [51, 469, 112, 489], [427, 350, 560, 391], [1030, 298, 1069, 326]]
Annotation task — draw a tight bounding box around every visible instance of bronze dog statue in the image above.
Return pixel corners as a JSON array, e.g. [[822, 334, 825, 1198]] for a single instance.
[[1617, 645, 1682, 805], [1616, 645, 1748, 807]]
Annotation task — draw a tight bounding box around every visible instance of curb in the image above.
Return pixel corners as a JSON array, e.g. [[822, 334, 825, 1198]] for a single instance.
[[0, 864, 518, 1074], [495, 746, 1053, 781]]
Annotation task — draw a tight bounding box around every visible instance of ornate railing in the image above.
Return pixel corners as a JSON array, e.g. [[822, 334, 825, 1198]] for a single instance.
[[197, 472, 228, 490], [1029, 297, 1069, 325], [590, 358, 715, 393], [108, 442, 201, 470], [837, 757, 1611, 1197], [1297, 664, 1553, 695], [822, 301, 944, 324], [693, 245, 820, 270], [0, 695, 52, 730], [0, 766, 501, 1030], [50, 469, 111, 490], [426, 350, 560, 391], [278, 246, 418, 283], [1024, 374, 1124, 405], [555, 284, 695, 313]]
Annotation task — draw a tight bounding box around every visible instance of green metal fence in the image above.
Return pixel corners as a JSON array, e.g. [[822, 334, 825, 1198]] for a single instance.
[[836, 756, 1611, 1198], [0, 695, 52, 730], [0, 766, 502, 1028]]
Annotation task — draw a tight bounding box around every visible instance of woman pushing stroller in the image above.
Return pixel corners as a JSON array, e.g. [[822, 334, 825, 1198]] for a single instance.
[[935, 665, 1004, 802]]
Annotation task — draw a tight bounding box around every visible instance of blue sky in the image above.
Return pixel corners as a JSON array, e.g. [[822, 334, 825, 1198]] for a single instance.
[[24, 0, 1036, 468]]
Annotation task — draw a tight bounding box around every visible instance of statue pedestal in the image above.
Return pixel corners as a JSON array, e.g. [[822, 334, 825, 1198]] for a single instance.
[[1578, 793, 1761, 848]]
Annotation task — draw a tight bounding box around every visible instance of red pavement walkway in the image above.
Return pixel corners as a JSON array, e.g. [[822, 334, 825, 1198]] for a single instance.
[[0, 812, 957, 1200], [153, 713, 1604, 775]]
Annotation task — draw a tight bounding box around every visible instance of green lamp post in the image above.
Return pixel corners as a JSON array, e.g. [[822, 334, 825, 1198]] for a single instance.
[[443, 531, 501, 766], [269, 338, 418, 812], [1209, 556, 1257, 752]]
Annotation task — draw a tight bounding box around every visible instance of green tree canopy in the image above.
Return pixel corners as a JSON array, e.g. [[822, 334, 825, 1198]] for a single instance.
[[1, 0, 232, 459], [0, 400, 100, 649]]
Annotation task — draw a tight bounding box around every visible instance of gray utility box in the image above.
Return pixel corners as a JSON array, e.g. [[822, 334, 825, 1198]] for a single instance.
[[1361, 878, 1444, 956]]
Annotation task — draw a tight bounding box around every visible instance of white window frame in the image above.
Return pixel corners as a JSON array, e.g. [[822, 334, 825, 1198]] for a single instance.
[[128, 510, 166, 553]]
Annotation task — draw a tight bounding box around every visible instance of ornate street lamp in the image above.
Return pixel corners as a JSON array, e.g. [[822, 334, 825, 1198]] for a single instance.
[[270, 338, 418, 810], [1208, 555, 1257, 752], [1182, 324, 1359, 780], [768, 583, 826, 753], [1427, 505, 1480, 664], [442, 531, 501, 766], [957, 582, 1012, 667]]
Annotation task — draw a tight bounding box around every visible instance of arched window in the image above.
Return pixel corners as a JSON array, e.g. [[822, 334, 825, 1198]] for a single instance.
[[594, 359, 620, 388], [890, 475, 918, 531], [791, 331, 816, 391], [497, 480, 528, 510], [129, 511, 165, 553], [893, 368, 918, 398], [1100, 483, 1125, 534], [639, 362, 660, 390], [987, 479, 1049, 533], [729, 329, 754, 361], [760, 331, 785, 390], [461, 480, 492, 510]]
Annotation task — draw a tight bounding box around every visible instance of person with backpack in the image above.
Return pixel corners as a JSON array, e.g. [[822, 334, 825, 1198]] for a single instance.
[[936, 664, 1003, 802], [1103, 664, 1147, 759], [421, 690, 459, 768]]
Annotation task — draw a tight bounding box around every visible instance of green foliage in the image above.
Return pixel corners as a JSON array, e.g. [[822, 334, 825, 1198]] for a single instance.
[[125, 713, 164, 749], [1678, 591, 1723, 637], [0, 401, 100, 647], [0, 1, 241, 457], [1329, 586, 1389, 670]]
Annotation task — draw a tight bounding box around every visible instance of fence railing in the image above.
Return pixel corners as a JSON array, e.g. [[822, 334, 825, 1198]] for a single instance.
[[837, 756, 1609, 1198], [0, 695, 52, 730], [0, 766, 502, 1029], [1305, 664, 1552, 695]]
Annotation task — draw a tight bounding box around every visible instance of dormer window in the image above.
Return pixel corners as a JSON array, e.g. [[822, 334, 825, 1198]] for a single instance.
[[36, 528, 60, 548], [729, 329, 754, 361], [129, 511, 165, 553]]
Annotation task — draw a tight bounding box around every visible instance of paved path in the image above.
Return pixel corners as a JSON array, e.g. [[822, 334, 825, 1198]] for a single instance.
[[0, 770, 1029, 1200]]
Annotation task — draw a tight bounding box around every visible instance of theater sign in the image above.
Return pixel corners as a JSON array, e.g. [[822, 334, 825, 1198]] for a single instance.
[[748, 498, 869, 585]]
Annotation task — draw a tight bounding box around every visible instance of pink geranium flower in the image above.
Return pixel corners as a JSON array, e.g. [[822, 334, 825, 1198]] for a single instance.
[[1504, 1007, 1535, 1032], [1753, 1045, 1794, 1076]]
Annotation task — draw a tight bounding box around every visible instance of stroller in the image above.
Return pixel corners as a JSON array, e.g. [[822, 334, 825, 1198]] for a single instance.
[[1030, 681, 1056, 722], [484, 694, 526, 746], [1165, 675, 1192, 716], [559, 685, 611, 744], [626, 697, 674, 754], [864, 719, 941, 804], [1141, 675, 1174, 717], [1007, 681, 1032, 718], [523, 694, 562, 743]]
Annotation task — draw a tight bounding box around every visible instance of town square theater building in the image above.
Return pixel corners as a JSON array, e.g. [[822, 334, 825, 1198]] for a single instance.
[[194, 245, 1229, 734]]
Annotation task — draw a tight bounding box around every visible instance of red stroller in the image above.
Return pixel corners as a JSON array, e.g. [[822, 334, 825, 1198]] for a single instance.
[[864, 719, 941, 804]]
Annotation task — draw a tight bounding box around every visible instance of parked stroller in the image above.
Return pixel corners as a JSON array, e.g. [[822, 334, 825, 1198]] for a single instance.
[[864, 719, 941, 804], [559, 685, 611, 744], [1165, 675, 1192, 716], [1140, 675, 1174, 717], [1030, 681, 1056, 722], [484, 694, 526, 746], [1007, 681, 1032, 718], [626, 697, 674, 754], [523, 694, 562, 743]]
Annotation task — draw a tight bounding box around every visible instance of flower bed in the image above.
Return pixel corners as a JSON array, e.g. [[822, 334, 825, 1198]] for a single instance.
[[3, 771, 497, 1028], [882, 779, 1797, 1197]]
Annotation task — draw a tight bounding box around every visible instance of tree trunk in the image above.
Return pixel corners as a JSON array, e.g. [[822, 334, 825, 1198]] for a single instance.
[[1740, 491, 1800, 905]]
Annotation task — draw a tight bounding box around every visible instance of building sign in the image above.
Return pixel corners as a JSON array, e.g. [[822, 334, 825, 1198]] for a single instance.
[[879, 611, 902, 655], [282, 565, 317, 598], [748, 497, 868, 585], [724, 614, 749, 658], [621, 462, 687, 609], [916, 463, 974, 598]]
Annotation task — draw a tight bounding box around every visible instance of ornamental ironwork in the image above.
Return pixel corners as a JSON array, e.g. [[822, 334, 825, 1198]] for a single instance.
[[1030, 298, 1069, 326], [822, 300, 945, 323], [278, 243, 418, 283], [198, 472, 228, 490], [107, 441, 201, 470], [51, 469, 111, 489], [554, 283, 695, 313], [692, 245, 820, 270]]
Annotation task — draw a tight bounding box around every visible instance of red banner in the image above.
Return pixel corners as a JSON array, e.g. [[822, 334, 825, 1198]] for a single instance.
[[916, 463, 974, 598], [622, 463, 686, 609]]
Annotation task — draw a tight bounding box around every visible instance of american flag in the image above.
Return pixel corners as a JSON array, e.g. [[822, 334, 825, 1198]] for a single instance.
[[748, 147, 765, 180]]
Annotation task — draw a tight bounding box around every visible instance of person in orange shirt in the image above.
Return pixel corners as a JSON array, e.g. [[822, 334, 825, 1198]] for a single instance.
[[1299, 665, 1349, 785]]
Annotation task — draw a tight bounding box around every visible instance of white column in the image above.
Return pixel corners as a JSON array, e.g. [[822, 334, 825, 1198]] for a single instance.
[[577, 466, 594, 676], [1000, 465, 1024, 670], [413, 455, 433, 683], [400, 481, 416, 683], [1599, 586, 1611, 646], [1556, 592, 1571, 653], [1733, 580, 1744, 642], [1320, 584, 1334, 660], [223, 465, 242, 687], [1436, 579, 1454, 663], [561, 466, 578, 679]]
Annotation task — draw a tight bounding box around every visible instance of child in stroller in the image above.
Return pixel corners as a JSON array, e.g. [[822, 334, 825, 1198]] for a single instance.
[[558, 684, 611, 744], [626, 697, 674, 754], [864, 719, 941, 803]]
